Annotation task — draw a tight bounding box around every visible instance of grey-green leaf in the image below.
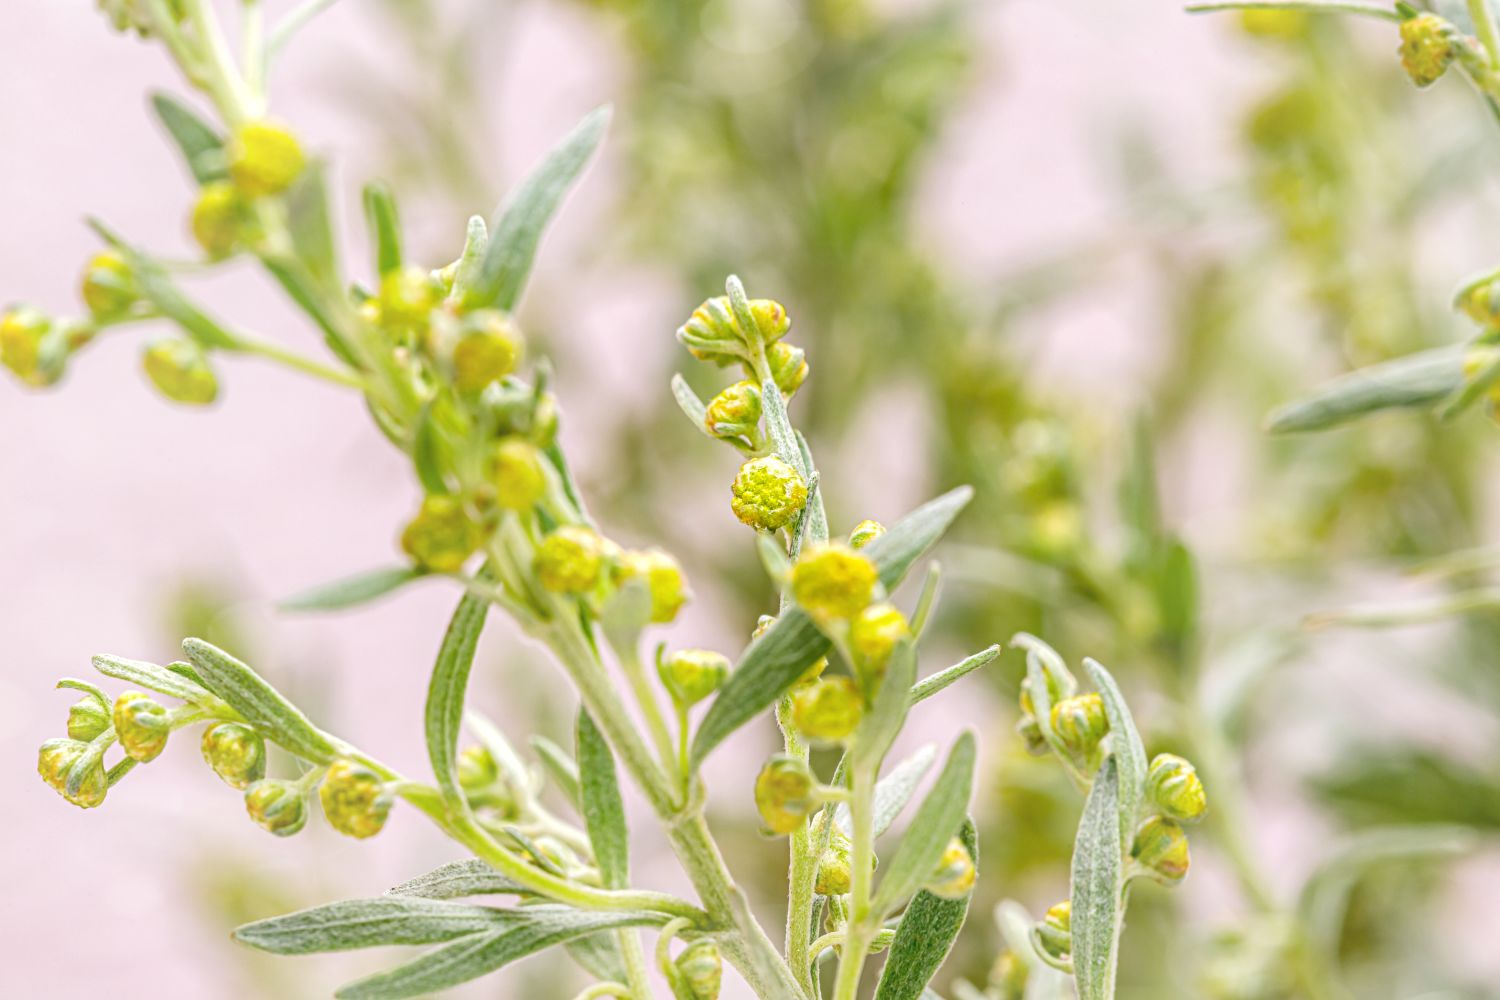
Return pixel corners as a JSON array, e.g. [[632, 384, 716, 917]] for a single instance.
[[576, 709, 629, 890], [88, 220, 242, 350], [424, 592, 492, 809], [873, 819, 976, 1000], [861, 486, 975, 593], [150, 92, 226, 184], [386, 860, 533, 900], [530, 735, 582, 809], [235, 897, 509, 954], [1084, 659, 1147, 844], [286, 162, 340, 289], [911, 645, 1001, 704], [363, 182, 403, 276], [91, 653, 215, 706], [1265, 346, 1462, 433], [670, 373, 715, 439], [1070, 755, 1122, 1000], [871, 731, 976, 919], [180, 639, 335, 762], [278, 566, 426, 612], [836, 744, 938, 839]]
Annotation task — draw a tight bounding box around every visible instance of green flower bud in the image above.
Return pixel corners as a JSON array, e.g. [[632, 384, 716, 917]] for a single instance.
[[457, 745, 499, 791], [0, 306, 49, 384], [791, 676, 864, 743], [814, 833, 854, 896], [38, 738, 109, 808], [749, 299, 790, 341], [452, 310, 524, 393], [704, 380, 762, 445], [659, 648, 730, 708], [1050, 693, 1108, 771], [143, 337, 218, 405], [1035, 901, 1071, 961], [674, 940, 723, 1000], [201, 722, 267, 789], [112, 691, 170, 763], [319, 758, 393, 839], [992, 950, 1029, 1000], [789, 543, 878, 621], [229, 120, 307, 197], [377, 265, 441, 334], [1398, 14, 1454, 88], [191, 181, 249, 258], [491, 437, 548, 510], [1131, 815, 1190, 884], [730, 456, 808, 531], [80, 251, 137, 319], [1147, 753, 1207, 823], [678, 295, 792, 365], [765, 341, 808, 396], [613, 548, 690, 624], [245, 778, 309, 837], [847, 519, 885, 549], [754, 754, 817, 835], [401, 494, 481, 572], [66, 697, 111, 742], [848, 602, 908, 684], [923, 837, 976, 899], [1459, 279, 1500, 327], [535, 526, 608, 594]]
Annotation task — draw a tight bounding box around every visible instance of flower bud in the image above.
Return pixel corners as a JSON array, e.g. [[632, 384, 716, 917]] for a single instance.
[[730, 456, 808, 531], [491, 438, 548, 510], [613, 548, 689, 624], [143, 337, 219, 405], [704, 380, 762, 445], [0, 306, 48, 384], [80, 251, 137, 319], [1147, 753, 1207, 823], [377, 266, 441, 334], [765, 341, 808, 396], [790, 676, 863, 743], [848, 602, 908, 685], [38, 738, 109, 809], [814, 833, 854, 896], [1034, 901, 1071, 961], [674, 940, 723, 1000], [1049, 693, 1108, 771], [789, 543, 878, 621], [452, 310, 524, 393], [401, 494, 481, 572], [228, 120, 306, 197], [191, 181, 249, 258], [201, 722, 267, 789], [1460, 279, 1500, 327], [457, 745, 499, 791], [319, 758, 393, 839], [245, 778, 309, 837], [1131, 816, 1190, 884], [923, 837, 976, 899], [847, 519, 885, 549], [992, 950, 1029, 1000], [1398, 14, 1454, 88], [659, 649, 730, 708], [749, 299, 790, 341], [679, 296, 744, 365], [754, 754, 817, 835], [112, 691, 170, 763], [66, 697, 111, 742], [535, 526, 608, 594]]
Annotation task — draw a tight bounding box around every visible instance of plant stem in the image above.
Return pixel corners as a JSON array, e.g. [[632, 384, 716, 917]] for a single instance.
[[619, 645, 682, 789], [1470, 0, 1500, 70], [831, 764, 876, 1000], [237, 337, 366, 389], [615, 928, 654, 1000]]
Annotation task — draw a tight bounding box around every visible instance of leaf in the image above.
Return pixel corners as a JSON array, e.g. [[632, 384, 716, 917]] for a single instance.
[[873, 819, 977, 1000], [1185, 0, 1402, 21], [910, 645, 1000, 704], [530, 735, 582, 809], [1314, 750, 1500, 829], [259, 255, 360, 367], [1154, 540, 1197, 657], [564, 932, 628, 982], [1070, 756, 1122, 1000], [424, 592, 492, 809], [278, 566, 426, 612], [182, 639, 337, 763], [836, 744, 938, 839], [362, 182, 403, 276], [91, 653, 214, 706], [412, 401, 450, 495], [450, 215, 489, 303], [871, 731, 976, 919], [463, 107, 611, 311], [1264, 346, 1462, 433], [150, 92, 226, 184], [286, 162, 340, 289], [386, 860, 532, 900], [234, 897, 510, 954], [691, 485, 974, 765], [332, 906, 663, 1000], [88, 219, 242, 350], [670, 373, 715, 440], [1083, 659, 1147, 845], [576, 710, 629, 889], [851, 640, 918, 771]]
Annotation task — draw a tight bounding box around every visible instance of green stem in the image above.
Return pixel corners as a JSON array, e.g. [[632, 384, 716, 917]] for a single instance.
[[831, 764, 876, 1000], [1470, 0, 1500, 70], [781, 711, 819, 998], [571, 983, 630, 1000], [620, 645, 682, 790], [236, 337, 366, 389], [615, 928, 654, 1000]]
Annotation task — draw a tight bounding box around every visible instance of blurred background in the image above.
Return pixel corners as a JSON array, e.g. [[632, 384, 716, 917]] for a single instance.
[[5, 0, 1500, 997]]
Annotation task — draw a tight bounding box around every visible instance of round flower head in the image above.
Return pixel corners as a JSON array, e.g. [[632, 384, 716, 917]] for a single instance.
[[80, 251, 137, 318], [790, 543, 878, 621], [1398, 14, 1454, 88], [791, 676, 863, 743], [38, 738, 108, 809], [924, 837, 976, 899], [704, 380, 762, 444], [377, 266, 441, 334], [659, 649, 730, 708], [228, 120, 306, 197], [1147, 753, 1207, 823], [491, 438, 547, 510], [143, 337, 218, 405], [1050, 693, 1108, 771], [400, 494, 480, 572], [191, 182, 248, 258], [674, 940, 723, 1000], [847, 519, 885, 550], [66, 697, 111, 742], [112, 691, 170, 763], [1035, 900, 1071, 961], [201, 722, 267, 789], [245, 778, 308, 837], [730, 456, 808, 531], [452, 310, 524, 393], [534, 526, 608, 594], [748, 298, 790, 341], [1, 306, 49, 384], [814, 832, 854, 896], [848, 602, 908, 684], [1131, 816, 1190, 885], [765, 341, 808, 396], [457, 745, 499, 791], [614, 548, 689, 624], [754, 754, 817, 835], [319, 759, 392, 839]]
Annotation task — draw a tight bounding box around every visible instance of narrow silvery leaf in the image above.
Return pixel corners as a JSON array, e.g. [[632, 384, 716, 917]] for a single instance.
[[279, 566, 426, 612], [836, 744, 938, 839], [286, 162, 340, 289], [91, 653, 214, 706], [1265, 345, 1462, 433], [451, 215, 489, 302], [529, 734, 582, 808], [1084, 659, 1147, 844], [871, 731, 977, 919], [411, 401, 450, 495], [873, 820, 977, 1000], [861, 486, 974, 593], [1071, 756, 1122, 1000], [465, 106, 611, 311], [795, 431, 829, 545], [576, 710, 629, 889], [565, 932, 628, 982], [910, 646, 1000, 704], [670, 373, 716, 440], [852, 640, 917, 771], [424, 592, 491, 809], [362, 182, 403, 276], [387, 860, 532, 900], [235, 897, 510, 954], [180, 640, 336, 763], [333, 906, 663, 1000], [150, 92, 226, 184], [88, 220, 242, 350]]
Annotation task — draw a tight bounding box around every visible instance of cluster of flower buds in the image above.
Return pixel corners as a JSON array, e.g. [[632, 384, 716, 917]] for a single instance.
[[658, 649, 730, 710], [1398, 13, 1458, 88], [1456, 275, 1500, 421], [37, 684, 195, 809]]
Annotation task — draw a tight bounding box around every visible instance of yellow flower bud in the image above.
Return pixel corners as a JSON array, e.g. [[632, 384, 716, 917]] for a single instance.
[[245, 778, 309, 837], [400, 494, 481, 572], [191, 181, 249, 258], [790, 676, 863, 743], [457, 745, 499, 791], [730, 456, 808, 531], [847, 519, 885, 549], [814, 834, 854, 896], [754, 754, 817, 835], [614, 548, 690, 624], [992, 950, 1029, 1000], [848, 602, 908, 684], [80, 251, 137, 318], [679, 296, 744, 365], [1147, 753, 1207, 823], [143, 337, 218, 405], [1035, 901, 1071, 961], [1050, 693, 1108, 771], [1131, 815, 1190, 884], [66, 697, 111, 742], [749, 298, 790, 341], [1398, 14, 1454, 89], [765, 341, 808, 396], [377, 266, 441, 334], [228, 120, 306, 197], [534, 526, 608, 594], [674, 940, 723, 1000], [704, 380, 762, 444], [923, 837, 976, 899], [452, 310, 524, 393], [491, 438, 548, 510], [319, 758, 392, 839], [38, 738, 109, 809], [789, 543, 878, 621], [1460, 280, 1500, 327], [0, 306, 48, 384], [201, 722, 267, 789], [112, 691, 170, 763], [659, 649, 730, 707]]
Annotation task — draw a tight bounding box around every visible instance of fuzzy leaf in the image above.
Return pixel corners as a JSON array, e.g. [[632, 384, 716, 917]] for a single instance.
[[873, 819, 977, 1000], [386, 860, 532, 900], [286, 162, 340, 289], [1084, 659, 1147, 844], [278, 566, 426, 612], [362, 182, 403, 276], [91, 653, 215, 706], [530, 734, 582, 808], [670, 373, 715, 440], [871, 731, 976, 919], [180, 639, 335, 762], [836, 744, 938, 839], [910, 646, 1000, 704], [1265, 346, 1462, 433], [576, 710, 629, 889], [150, 92, 226, 184], [1070, 756, 1122, 1000], [424, 592, 492, 809], [235, 897, 508, 954], [412, 401, 450, 495], [88, 220, 242, 350]]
